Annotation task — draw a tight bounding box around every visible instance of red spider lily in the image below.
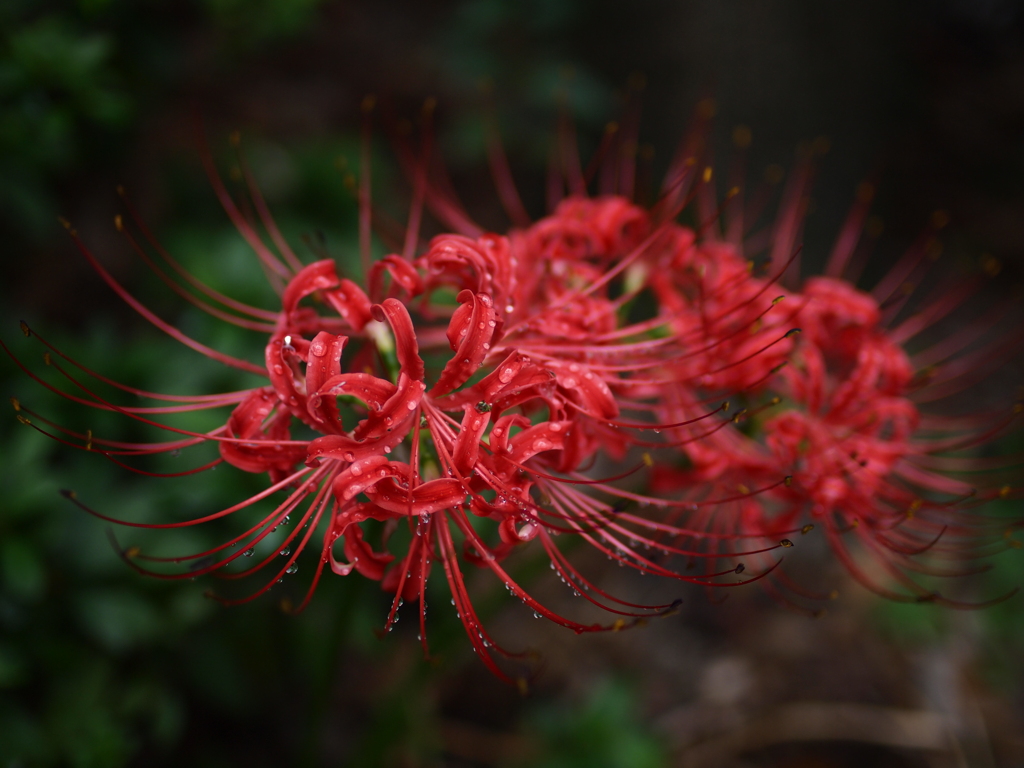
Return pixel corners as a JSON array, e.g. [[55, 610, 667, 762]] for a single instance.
[[646, 153, 1024, 612], [5, 121, 803, 683], [7, 103, 1021, 680]]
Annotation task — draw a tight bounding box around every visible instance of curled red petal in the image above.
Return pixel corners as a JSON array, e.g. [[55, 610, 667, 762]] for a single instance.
[[282, 260, 339, 316], [430, 290, 500, 397]]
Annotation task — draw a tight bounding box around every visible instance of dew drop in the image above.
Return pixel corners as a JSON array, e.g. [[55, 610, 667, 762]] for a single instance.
[[286, 563, 299, 574], [279, 548, 291, 557], [243, 548, 255, 557]]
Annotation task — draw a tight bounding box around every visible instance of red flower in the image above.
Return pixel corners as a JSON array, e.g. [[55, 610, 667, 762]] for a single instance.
[[8, 109, 1021, 679]]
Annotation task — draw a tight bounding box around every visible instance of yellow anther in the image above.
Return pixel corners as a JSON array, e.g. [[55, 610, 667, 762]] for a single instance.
[[10, 397, 20, 412], [981, 254, 1002, 276], [732, 125, 752, 148], [737, 484, 750, 495], [642, 452, 654, 468], [16, 414, 31, 425], [764, 164, 784, 184], [20, 321, 30, 337], [627, 71, 646, 90], [43, 352, 51, 366], [779, 539, 794, 548], [702, 166, 713, 183], [801, 524, 814, 534], [856, 182, 875, 203], [114, 214, 123, 231], [85, 429, 93, 451], [1000, 485, 1012, 499], [829, 590, 840, 600], [612, 619, 627, 631], [784, 475, 793, 487], [772, 295, 785, 305], [124, 546, 141, 558]]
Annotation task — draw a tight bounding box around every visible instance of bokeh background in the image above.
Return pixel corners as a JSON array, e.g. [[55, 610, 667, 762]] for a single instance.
[[2, 1, 1024, 766]]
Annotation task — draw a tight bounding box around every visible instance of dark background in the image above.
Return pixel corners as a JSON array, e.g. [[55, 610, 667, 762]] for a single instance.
[[2, 1, 1024, 766]]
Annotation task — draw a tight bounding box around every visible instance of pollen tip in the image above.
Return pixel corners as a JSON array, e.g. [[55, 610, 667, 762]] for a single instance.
[[114, 214, 123, 231], [727, 185, 740, 198], [771, 361, 789, 374], [702, 166, 713, 183], [981, 254, 1002, 277], [43, 352, 51, 366], [15, 414, 31, 425], [642, 452, 653, 468], [10, 397, 20, 412], [784, 328, 802, 338], [784, 474, 793, 487], [19, 320, 30, 337], [801, 524, 814, 534], [779, 538, 794, 548], [696, 98, 716, 119], [124, 546, 141, 558], [931, 209, 949, 229], [612, 619, 627, 632], [1000, 485, 1012, 499], [772, 295, 785, 305], [732, 125, 752, 148], [722, 401, 730, 412]]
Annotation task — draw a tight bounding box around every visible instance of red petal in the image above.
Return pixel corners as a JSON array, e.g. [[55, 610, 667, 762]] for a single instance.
[[430, 290, 500, 397]]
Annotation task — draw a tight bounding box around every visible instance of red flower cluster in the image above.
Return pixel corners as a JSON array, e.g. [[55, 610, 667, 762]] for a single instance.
[[7, 114, 1022, 679]]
